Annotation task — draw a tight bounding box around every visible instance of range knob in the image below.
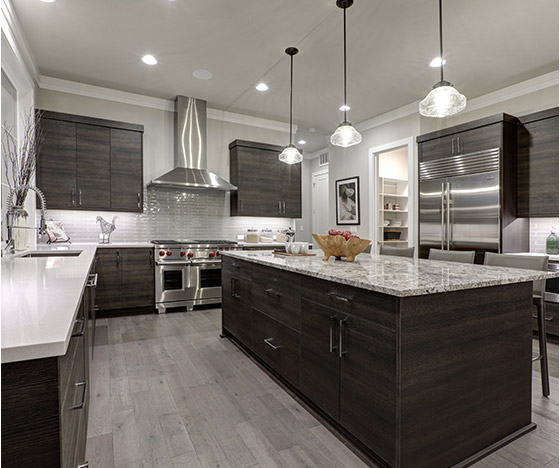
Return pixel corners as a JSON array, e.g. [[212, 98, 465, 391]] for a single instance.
[[180, 251, 186, 257], [209, 252, 216, 258], [216, 251, 221, 256], [159, 251, 165, 257], [166, 251, 172, 256], [188, 253, 194, 258]]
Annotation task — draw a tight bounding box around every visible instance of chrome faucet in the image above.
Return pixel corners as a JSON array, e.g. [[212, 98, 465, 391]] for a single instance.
[[5, 185, 47, 254]]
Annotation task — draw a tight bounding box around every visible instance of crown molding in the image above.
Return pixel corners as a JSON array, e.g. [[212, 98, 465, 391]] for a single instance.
[[39, 76, 175, 111], [38, 75, 294, 133], [356, 70, 559, 133], [206, 108, 295, 133], [1, 0, 40, 86]]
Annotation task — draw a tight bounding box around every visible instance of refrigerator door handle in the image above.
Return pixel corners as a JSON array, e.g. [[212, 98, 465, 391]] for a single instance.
[[446, 181, 451, 250], [441, 182, 446, 250]]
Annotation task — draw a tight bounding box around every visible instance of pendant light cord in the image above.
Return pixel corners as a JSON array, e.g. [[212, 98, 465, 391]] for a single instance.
[[439, 0, 444, 83], [343, 5, 348, 121], [289, 54, 294, 146]]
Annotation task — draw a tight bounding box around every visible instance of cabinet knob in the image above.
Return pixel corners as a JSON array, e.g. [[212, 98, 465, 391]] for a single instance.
[[137, 192, 141, 209]]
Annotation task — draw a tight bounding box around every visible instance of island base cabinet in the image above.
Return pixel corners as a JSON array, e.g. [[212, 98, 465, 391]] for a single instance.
[[253, 308, 300, 387], [222, 257, 253, 347], [339, 315, 397, 467], [300, 298, 340, 420]]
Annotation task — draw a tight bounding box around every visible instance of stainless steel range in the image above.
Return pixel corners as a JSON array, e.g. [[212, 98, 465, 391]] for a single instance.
[[152, 239, 240, 313]]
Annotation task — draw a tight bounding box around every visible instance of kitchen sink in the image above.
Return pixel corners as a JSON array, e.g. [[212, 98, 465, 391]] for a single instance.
[[21, 250, 83, 258]]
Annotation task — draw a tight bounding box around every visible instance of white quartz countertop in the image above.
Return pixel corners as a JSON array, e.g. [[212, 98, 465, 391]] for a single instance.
[[222, 250, 559, 297], [2, 244, 97, 363]]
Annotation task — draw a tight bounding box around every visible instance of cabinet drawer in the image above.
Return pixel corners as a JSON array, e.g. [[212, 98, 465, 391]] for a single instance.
[[252, 264, 301, 331], [301, 276, 397, 331], [253, 308, 300, 387], [532, 301, 559, 337], [222, 256, 252, 281], [59, 323, 81, 405]]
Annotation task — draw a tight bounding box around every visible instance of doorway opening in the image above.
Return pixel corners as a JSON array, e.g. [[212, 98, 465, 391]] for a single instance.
[[368, 137, 416, 254], [312, 168, 329, 248]]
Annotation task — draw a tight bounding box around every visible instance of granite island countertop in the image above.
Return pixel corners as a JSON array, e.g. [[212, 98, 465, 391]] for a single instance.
[[221, 249, 559, 297], [2, 244, 97, 363]]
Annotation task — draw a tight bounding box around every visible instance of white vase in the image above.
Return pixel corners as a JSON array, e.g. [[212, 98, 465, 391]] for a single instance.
[[12, 214, 30, 251]]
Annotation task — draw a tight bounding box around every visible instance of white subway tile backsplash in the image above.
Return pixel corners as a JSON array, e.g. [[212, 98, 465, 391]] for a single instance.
[[40, 187, 294, 243], [529, 217, 559, 253]]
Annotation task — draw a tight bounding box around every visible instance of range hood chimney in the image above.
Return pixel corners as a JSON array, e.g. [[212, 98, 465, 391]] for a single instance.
[[148, 96, 237, 191]]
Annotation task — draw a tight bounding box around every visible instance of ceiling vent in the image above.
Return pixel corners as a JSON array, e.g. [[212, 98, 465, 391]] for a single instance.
[[319, 152, 329, 166]]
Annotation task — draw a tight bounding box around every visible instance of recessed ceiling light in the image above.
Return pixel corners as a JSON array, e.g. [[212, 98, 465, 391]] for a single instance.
[[429, 57, 446, 68], [256, 83, 269, 91], [142, 55, 157, 65], [308, 128, 316, 133], [40, 0, 56, 2], [339, 105, 351, 111], [193, 69, 213, 80], [298, 140, 306, 145]]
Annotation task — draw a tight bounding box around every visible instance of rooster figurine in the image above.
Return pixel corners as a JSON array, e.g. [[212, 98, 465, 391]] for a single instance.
[[96, 216, 118, 244]]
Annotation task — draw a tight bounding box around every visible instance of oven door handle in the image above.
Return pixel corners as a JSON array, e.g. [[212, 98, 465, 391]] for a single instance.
[[156, 260, 193, 266], [192, 263, 222, 269]]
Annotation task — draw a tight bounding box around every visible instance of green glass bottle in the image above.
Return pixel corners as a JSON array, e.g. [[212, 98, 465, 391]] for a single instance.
[[546, 229, 559, 255]]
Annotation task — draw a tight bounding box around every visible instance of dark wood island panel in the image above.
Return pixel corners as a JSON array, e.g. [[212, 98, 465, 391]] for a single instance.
[[222, 255, 535, 468]]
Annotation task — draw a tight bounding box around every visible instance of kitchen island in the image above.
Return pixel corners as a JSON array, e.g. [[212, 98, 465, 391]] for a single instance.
[[221, 250, 557, 468]]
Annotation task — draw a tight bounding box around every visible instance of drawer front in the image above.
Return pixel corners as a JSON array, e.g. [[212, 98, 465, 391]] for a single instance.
[[222, 256, 252, 282], [253, 264, 301, 331], [533, 301, 559, 337], [253, 308, 300, 387], [301, 276, 397, 331]]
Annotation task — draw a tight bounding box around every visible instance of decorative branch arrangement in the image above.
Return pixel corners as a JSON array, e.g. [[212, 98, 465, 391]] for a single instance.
[[2, 109, 45, 212]]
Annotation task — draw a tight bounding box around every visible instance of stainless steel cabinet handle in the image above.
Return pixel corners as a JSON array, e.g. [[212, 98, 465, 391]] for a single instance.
[[87, 273, 98, 288], [329, 315, 338, 352], [451, 138, 455, 155], [327, 291, 352, 303], [71, 187, 76, 206], [457, 136, 461, 154], [149, 250, 154, 267], [77, 463, 90, 468], [137, 192, 141, 209], [446, 181, 451, 250], [72, 318, 86, 337], [441, 182, 445, 250], [264, 337, 282, 350], [70, 380, 87, 410], [532, 313, 554, 322], [240, 199, 244, 212], [116, 251, 120, 267], [231, 277, 235, 297], [78, 188, 82, 206], [265, 288, 281, 298], [278, 201, 282, 214], [282, 201, 286, 215], [338, 318, 347, 358]]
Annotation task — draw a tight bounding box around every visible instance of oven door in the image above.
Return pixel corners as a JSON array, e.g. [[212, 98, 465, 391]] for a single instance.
[[187, 262, 222, 301], [156, 264, 189, 304]]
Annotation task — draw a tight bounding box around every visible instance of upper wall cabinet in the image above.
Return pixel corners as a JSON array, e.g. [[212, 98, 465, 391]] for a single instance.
[[36, 111, 144, 212], [417, 113, 518, 163], [517, 107, 559, 218], [229, 139, 302, 218]]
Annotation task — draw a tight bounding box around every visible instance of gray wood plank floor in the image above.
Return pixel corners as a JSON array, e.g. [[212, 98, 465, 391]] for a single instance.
[[87, 310, 559, 468]]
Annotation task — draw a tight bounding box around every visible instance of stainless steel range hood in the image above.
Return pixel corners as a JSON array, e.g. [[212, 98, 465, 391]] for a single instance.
[[148, 96, 237, 191]]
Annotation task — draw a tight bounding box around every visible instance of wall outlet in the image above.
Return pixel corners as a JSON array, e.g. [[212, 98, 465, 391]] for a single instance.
[[350, 226, 357, 233], [236, 234, 244, 240], [300, 225, 304, 231]]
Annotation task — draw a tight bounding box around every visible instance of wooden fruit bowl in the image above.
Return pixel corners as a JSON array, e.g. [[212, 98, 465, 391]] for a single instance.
[[312, 234, 371, 262]]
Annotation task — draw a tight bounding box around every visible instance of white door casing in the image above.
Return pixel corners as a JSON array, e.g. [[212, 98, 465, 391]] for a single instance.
[[312, 168, 329, 247]]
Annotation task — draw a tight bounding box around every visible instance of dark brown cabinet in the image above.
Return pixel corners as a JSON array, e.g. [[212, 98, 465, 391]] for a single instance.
[[37, 111, 144, 212], [517, 107, 559, 218], [96, 248, 155, 315], [417, 113, 518, 163], [2, 293, 89, 468], [229, 139, 302, 218], [222, 257, 253, 346]]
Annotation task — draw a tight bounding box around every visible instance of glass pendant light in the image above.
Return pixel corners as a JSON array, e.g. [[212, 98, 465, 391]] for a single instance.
[[419, 0, 466, 118], [330, 0, 361, 148], [279, 47, 303, 165]]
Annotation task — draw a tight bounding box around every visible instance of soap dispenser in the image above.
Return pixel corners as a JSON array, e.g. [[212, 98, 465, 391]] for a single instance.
[[546, 228, 559, 255]]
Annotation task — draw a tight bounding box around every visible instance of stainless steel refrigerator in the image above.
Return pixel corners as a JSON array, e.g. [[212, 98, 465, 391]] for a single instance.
[[419, 148, 526, 263]]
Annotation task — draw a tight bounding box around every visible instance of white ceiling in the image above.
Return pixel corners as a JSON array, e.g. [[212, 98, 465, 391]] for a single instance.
[[13, 0, 559, 152]]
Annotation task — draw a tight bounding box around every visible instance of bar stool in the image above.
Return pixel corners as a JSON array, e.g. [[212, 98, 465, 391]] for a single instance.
[[484, 252, 550, 397], [429, 248, 476, 264], [379, 245, 415, 258]]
